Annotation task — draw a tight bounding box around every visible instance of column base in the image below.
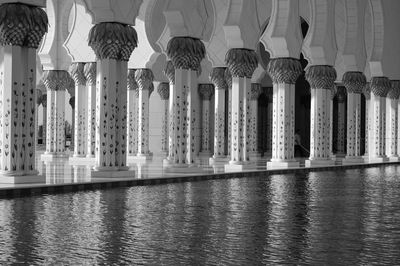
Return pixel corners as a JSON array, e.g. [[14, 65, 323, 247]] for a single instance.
[[331, 153, 346, 161], [162, 159, 202, 172], [342, 156, 365, 165], [224, 162, 256, 172], [367, 156, 389, 163], [199, 151, 213, 158], [91, 169, 135, 178], [69, 156, 96, 165], [128, 153, 153, 162], [305, 159, 335, 167], [267, 160, 300, 169], [209, 156, 229, 165], [41, 153, 69, 161], [387, 156, 400, 162], [249, 152, 262, 160], [0, 173, 44, 184]]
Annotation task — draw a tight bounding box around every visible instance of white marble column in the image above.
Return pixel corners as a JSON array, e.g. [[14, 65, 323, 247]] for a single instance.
[[385, 81, 400, 161], [135, 69, 154, 160], [224, 49, 258, 171], [210, 67, 228, 163], [69, 96, 75, 150], [42, 70, 69, 158], [341, 71, 366, 164], [335, 86, 347, 157], [164, 37, 205, 167], [368, 77, 391, 162], [266, 58, 302, 169], [36, 89, 43, 146], [127, 69, 138, 157], [266, 88, 273, 156], [41, 94, 47, 147], [225, 69, 232, 158], [88, 22, 136, 177], [69, 62, 88, 157], [305, 65, 336, 166], [363, 84, 370, 158], [249, 83, 263, 159], [199, 84, 214, 157], [84, 62, 96, 158], [329, 85, 337, 157], [0, 2, 47, 183], [157, 82, 169, 156]]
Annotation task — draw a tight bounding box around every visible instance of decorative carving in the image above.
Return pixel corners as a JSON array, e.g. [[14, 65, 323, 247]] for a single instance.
[[387, 80, 400, 99], [305, 65, 336, 89], [84, 62, 96, 86], [210, 67, 227, 90], [266, 58, 302, 84], [69, 62, 86, 86], [88, 22, 138, 61], [157, 82, 169, 100], [336, 86, 347, 103], [342, 71, 366, 94], [250, 83, 262, 100], [225, 49, 258, 78], [135, 68, 154, 90], [66, 75, 75, 96], [163, 60, 175, 84], [224, 67, 232, 89], [166, 37, 205, 70], [42, 70, 70, 91], [199, 84, 214, 100], [363, 83, 371, 100], [370, 77, 391, 97], [127, 69, 138, 91], [0, 3, 48, 48]]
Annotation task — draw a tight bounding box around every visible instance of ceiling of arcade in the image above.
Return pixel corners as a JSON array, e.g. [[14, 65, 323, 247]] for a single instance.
[[30, 0, 400, 89]]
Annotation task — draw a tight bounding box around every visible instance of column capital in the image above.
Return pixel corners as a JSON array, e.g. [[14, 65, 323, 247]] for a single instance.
[[69, 62, 86, 86], [370, 77, 391, 97], [157, 82, 169, 100], [225, 48, 258, 78], [199, 84, 214, 100], [342, 71, 366, 94], [224, 68, 232, 89], [363, 83, 371, 100], [127, 69, 138, 91], [336, 85, 347, 103], [163, 60, 175, 85], [210, 67, 228, 90], [250, 83, 262, 100], [84, 62, 96, 86], [41, 94, 47, 108], [134, 68, 154, 90], [387, 80, 400, 99], [166, 37, 205, 70], [0, 3, 48, 48], [88, 22, 137, 61], [267, 58, 302, 84], [42, 70, 70, 91], [305, 65, 336, 89]]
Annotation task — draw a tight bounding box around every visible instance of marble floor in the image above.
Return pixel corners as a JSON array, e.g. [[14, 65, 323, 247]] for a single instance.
[[0, 149, 396, 192]]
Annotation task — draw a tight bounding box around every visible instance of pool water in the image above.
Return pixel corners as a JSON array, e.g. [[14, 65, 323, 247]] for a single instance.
[[1, 166, 400, 265]]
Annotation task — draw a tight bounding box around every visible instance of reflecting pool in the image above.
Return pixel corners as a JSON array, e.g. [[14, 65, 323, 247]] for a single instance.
[[1, 166, 400, 265]]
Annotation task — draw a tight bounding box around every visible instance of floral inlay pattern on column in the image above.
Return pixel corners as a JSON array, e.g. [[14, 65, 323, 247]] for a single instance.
[[224, 68, 232, 158], [199, 83, 214, 154], [210, 67, 227, 159], [157, 82, 169, 155], [127, 69, 138, 156], [336, 86, 347, 154], [249, 83, 263, 156], [83, 62, 96, 157], [266, 58, 302, 163]]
